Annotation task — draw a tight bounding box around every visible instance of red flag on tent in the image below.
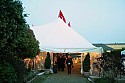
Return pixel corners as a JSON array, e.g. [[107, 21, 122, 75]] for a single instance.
[[58, 10, 66, 23], [68, 22, 71, 27]]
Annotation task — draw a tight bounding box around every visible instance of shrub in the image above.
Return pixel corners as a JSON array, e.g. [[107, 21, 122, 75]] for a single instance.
[[0, 61, 17, 83], [44, 52, 51, 69], [83, 53, 90, 72]]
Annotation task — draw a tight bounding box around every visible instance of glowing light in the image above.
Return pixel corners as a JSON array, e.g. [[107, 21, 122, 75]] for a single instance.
[[42, 57, 44, 60]]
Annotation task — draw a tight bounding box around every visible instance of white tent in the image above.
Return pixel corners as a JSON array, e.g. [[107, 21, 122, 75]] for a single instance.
[[31, 18, 102, 53], [31, 18, 103, 74]]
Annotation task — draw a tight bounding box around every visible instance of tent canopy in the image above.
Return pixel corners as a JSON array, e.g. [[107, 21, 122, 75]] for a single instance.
[[31, 18, 103, 53]]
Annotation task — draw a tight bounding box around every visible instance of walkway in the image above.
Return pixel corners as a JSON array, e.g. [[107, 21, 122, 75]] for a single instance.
[[43, 63, 88, 83]]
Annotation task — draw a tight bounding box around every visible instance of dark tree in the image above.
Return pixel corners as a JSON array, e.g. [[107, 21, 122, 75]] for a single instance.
[[0, 0, 39, 82], [44, 52, 51, 69], [99, 50, 123, 83], [83, 53, 90, 72]]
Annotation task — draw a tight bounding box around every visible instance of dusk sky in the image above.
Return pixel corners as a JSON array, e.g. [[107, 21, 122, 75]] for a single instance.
[[22, 0, 125, 44]]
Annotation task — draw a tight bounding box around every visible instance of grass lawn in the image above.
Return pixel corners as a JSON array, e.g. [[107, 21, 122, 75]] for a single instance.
[[30, 74, 50, 83], [86, 80, 92, 83]]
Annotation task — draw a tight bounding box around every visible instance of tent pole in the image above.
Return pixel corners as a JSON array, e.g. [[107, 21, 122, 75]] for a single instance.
[[81, 53, 83, 74]]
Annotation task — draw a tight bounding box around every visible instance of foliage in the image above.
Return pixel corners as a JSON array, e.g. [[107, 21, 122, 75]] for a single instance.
[[10, 58, 28, 82], [99, 50, 123, 83], [16, 28, 40, 59], [83, 53, 90, 72], [101, 50, 123, 75], [0, 0, 39, 82], [94, 77, 115, 83], [25, 71, 37, 81], [0, 61, 17, 83], [44, 52, 51, 69], [0, 0, 39, 59]]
